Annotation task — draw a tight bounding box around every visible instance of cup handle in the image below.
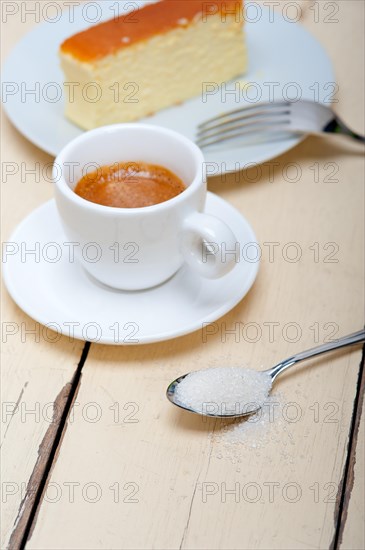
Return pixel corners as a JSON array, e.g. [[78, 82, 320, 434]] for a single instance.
[[181, 212, 238, 279]]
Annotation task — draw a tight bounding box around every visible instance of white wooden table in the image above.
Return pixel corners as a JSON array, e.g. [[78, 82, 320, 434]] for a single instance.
[[1, 2, 364, 549]]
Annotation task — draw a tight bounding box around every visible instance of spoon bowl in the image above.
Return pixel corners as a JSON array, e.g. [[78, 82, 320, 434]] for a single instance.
[[166, 372, 268, 418]]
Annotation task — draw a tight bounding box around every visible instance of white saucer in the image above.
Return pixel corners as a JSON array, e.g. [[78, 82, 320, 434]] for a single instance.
[[2, 2, 334, 173], [3, 193, 259, 345]]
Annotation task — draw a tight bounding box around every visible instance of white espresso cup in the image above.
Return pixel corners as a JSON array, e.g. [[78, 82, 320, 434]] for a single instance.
[[53, 124, 237, 290]]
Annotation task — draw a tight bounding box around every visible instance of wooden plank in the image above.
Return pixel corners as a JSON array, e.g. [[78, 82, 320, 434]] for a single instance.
[[0, 119, 86, 547], [2, 1, 364, 549], [1, 7, 86, 547], [24, 1, 365, 547], [26, 348, 364, 550], [26, 128, 364, 548]]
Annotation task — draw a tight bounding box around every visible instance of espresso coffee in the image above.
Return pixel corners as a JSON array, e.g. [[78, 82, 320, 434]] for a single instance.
[[74, 161, 186, 208]]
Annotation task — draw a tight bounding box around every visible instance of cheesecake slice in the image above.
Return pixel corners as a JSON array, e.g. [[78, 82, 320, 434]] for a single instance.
[[60, 0, 246, 130]]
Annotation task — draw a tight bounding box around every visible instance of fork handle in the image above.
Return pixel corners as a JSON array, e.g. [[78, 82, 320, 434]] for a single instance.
[[324, 117, 365, 143]]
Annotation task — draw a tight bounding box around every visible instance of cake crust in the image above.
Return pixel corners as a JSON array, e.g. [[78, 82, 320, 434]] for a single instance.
[[60, 0, 242, 62]]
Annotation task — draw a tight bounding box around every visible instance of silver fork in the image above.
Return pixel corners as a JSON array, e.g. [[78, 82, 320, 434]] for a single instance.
[[196, 100, 365, 149]]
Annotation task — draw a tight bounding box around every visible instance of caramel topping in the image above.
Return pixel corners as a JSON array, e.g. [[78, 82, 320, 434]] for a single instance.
[[60, 0, 242, 62]]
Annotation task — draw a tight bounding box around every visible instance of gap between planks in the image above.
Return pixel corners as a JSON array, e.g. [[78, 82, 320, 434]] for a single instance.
[[8, 342, 91, 550], [331, 343, 365, 550]]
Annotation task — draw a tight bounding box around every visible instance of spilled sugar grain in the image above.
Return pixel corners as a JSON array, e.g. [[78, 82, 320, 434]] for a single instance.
[[211, 392, 297, 465], [175, 367, 273, 416]]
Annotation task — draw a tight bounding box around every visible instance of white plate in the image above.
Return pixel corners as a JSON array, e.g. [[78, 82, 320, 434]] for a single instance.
[[3, 193, 259, 345], [2, 2, 334, 173]]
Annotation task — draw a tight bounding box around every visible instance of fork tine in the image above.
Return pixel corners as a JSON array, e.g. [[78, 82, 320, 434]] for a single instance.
[[197, 110, 291, 139], [196, 120, 292, 148], [198, 101, 291, 130]]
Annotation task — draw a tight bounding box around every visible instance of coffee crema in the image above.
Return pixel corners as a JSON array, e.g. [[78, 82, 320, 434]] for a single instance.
[[74, 161, 186, 208]]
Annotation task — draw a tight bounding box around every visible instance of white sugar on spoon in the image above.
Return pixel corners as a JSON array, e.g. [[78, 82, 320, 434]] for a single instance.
[[166, 330, 364, 418], [174, 367, 272, 417]]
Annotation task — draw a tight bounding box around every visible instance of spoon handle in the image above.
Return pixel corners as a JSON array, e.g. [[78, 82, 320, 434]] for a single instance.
[[268, 329, 365, 380]]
